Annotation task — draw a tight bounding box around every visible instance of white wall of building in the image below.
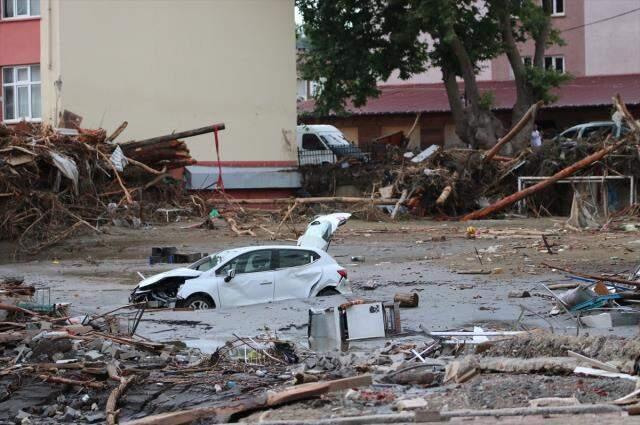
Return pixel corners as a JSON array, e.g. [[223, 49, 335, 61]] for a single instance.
[[41, 0, 297, 164]]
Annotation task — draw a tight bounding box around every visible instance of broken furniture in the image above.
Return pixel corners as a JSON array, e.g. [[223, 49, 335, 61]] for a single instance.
[[308, 300, 401, 352]]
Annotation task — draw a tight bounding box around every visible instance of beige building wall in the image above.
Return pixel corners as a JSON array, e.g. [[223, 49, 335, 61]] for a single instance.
[[41, 0, 296, 164]]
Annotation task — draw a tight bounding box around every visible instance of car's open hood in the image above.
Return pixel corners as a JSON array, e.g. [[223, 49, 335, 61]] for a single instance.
[[297, 213, 351, 251], [137, 268, 203, 289]]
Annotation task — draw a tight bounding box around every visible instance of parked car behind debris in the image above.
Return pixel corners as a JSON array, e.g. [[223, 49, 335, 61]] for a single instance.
[[553, 121, 630, 142], [130, 214, 352, 309], [297, 125, 369, 165]]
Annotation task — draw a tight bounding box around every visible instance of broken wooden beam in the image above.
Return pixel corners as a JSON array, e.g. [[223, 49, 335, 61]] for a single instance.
[[119, 123, 225, 149], [208, 197, 399, 206], [483, 100, 543, 162], [541, 262, 640, 287], [106, 376, 136, 425], [462, 138, 625, 221]]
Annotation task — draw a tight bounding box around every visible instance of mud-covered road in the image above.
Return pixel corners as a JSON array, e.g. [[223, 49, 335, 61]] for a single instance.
[[2, 216, 639, 349]]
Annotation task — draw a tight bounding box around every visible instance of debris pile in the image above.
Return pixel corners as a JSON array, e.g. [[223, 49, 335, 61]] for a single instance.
[[295, 95, 640, 222], [540, 262, 640, 330], [0, 123, 212, 252], [0, 282, 306, 424]]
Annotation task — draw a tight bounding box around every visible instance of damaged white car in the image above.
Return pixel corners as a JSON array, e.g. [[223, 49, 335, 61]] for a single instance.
[[130, 213, 352, 309]]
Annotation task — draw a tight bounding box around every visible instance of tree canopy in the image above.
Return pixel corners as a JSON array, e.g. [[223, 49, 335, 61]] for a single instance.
[[298, 0, 569, 149]]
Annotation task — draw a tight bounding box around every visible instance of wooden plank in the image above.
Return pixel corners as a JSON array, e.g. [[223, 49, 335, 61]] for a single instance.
[[567, 350, 619, 373]]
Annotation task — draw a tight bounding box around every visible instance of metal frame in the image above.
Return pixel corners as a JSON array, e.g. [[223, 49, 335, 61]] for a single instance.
[[516, 175, 636, 214]]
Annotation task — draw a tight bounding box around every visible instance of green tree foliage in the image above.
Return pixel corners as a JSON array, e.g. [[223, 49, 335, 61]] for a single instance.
[[298, 0, 567, 147]]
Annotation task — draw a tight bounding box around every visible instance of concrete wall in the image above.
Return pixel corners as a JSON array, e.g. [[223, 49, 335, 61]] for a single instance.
[[41, 0, 297, 165], [585, 0, 640, 76]]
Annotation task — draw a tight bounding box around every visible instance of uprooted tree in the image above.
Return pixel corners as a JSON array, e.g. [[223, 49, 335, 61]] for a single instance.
[[297, 0, 569, 150]]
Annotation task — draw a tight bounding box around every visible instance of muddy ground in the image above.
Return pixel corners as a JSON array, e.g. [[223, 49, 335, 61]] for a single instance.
[[1, 216, 640, 422]]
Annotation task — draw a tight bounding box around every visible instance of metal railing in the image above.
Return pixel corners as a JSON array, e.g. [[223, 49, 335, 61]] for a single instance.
[[297, 145, 371, 166]]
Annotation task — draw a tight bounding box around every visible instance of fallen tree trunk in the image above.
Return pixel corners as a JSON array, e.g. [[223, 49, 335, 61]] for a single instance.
[[462, 139, 625, 221], [440, 404, 623, 419], [394, 292, 419, 308], [483, 101, 543, 162], [208, 197, 399, 206], [119, 123, 225, 150]]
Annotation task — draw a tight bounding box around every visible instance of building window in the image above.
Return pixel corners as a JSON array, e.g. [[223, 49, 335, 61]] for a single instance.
[[2, 65, 41, 122], [552, 0, 564, 17], [544, 56, 565, 73], [2, 0, 40, 19], [523, 56, 533, 67]]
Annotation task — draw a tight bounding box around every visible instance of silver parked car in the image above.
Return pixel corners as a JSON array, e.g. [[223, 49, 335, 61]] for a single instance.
[[553, 121, 629, 142]]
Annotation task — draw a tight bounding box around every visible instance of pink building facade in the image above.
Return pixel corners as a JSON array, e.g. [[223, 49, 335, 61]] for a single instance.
[[0, 0, 41, 123]]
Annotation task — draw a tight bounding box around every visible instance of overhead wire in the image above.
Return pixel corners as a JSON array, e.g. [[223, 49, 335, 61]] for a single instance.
[[561, 6, 640, 33]]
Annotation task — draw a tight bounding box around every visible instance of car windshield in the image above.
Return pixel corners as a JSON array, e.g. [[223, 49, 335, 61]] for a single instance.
[[320, 132, 351, 147], [188, 252, 228, 272]]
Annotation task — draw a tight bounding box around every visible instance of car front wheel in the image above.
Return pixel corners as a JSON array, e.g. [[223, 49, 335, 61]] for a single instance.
[[184, 294, 215, 310]]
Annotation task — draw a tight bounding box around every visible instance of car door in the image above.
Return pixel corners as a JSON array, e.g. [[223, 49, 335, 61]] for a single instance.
[[273, 249, 322, 301], [216, 249, 275, 307]]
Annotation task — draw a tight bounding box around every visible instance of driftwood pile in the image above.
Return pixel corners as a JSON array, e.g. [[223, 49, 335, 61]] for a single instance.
[[296, 95, 640, 221], [0, 123, 220, 252]]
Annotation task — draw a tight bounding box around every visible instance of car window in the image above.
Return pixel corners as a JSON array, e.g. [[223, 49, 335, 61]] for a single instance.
[[278, 249, 320, 268], [302, 134, 326, 150], [581, 125, 612, 139], [217, 250, 273, 275], [560, 129, 578, 139]]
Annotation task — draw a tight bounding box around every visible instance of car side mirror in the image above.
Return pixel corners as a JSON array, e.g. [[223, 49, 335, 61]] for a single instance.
[[224, 268, 236, 282]]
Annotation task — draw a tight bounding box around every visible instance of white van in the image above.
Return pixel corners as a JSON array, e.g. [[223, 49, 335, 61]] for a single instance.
[[296, 125, 368, 165]]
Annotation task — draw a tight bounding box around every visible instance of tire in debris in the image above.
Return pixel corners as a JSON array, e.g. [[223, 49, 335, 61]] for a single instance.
[[184, 294, 215, 310]]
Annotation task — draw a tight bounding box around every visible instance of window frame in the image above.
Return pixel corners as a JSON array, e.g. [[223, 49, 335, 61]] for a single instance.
[[302, 133, 327, 151], [216, 249, 275, 276], [274, 249, 320, 270], [1, 64, 41, 124], [551, 0, 565, 17], [1, 0, 40, 20], [543, 55, 565, 73]]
